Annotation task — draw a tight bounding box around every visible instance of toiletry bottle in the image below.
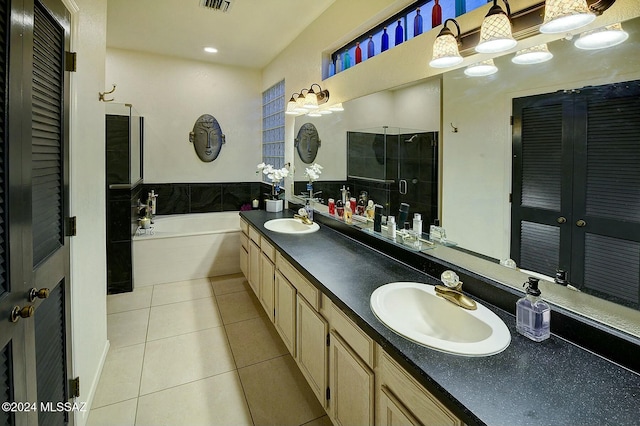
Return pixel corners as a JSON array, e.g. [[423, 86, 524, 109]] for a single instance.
[[305, 199, 314, 221], [328, 198, 336, 215], [414, 7, 423, 37], [356, 198, 366, 215], [349, 197, 357, 214], [355, 42, 362, 64], [373, 204, 383, 232], [336, 200, 345, 219], [413, 213, 423, 237], [516, 277, 551, 342], [381, 27, 389, 52], [365, 200, 375, 219], [395, 19, 404, 46], [340, 185, 347, 205], [397, 203, 410, 230], [367, 35, 375, 59], [387, 216, 396, 240], [344, 200, 353, 224]]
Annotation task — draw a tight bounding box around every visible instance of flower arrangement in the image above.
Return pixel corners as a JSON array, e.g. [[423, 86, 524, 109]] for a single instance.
[[303, 163, 323, 183], [257, 163, 289, 199]]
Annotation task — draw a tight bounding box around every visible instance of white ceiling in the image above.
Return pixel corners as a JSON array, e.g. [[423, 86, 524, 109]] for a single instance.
[[107, 0, 336, 69]]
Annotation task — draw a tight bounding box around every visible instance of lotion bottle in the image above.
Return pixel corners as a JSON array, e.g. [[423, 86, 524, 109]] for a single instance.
[[516, 277, 551, 342], [412, 213, 423, 237]]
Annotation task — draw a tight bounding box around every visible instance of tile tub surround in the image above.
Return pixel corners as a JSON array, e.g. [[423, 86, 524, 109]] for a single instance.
[[240, 210, 640, 426]]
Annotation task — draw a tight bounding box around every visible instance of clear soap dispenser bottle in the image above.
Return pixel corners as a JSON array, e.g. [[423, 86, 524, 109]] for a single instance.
[[516, 277, 550, 342]]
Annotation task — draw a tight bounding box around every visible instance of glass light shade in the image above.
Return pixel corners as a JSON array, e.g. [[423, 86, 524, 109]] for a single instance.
[[429, 33, 463, 68], [539, 0, 595, 34], [476, 13, 517, 53], [307, 111, 322, 117], [512, 44, 553, 64], [464, 59, 498, 77], [296, 93, 306, 107], [328, 103, 344, 111], [303, 90, 319, 109], [285, 100, 299, 115], [574, 23, 629, 50]]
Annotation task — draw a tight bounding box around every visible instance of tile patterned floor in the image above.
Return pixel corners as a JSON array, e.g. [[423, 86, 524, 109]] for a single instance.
[[87, 274, 332, 426]]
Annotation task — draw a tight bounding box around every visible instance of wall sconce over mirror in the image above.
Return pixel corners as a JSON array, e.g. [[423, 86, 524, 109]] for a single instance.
[[286, 84, 338, 117], [429, 18, 463, 68], [476, 0, 517, 54]]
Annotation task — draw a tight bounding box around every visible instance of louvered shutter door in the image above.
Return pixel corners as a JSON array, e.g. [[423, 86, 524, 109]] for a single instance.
[[32, 2, 64, 267], [0, 345, 11, 426], [0, 0, 8, 296]]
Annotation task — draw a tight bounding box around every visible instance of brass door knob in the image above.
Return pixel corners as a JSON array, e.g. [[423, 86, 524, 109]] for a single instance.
[[556, 217, 567, 224], [10, 305, 34, 323], [29, 287, 50, 302], [576, 219, 587, 227]]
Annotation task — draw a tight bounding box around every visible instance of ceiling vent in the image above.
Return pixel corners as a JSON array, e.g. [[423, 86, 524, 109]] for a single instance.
[[200, 0, 233, 13]]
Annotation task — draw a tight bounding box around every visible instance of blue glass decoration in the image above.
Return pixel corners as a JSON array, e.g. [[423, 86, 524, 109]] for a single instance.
[[381, 27, 389, 52], [395, 20, 403, 46], [343, 49, 351, 70], [367, 35, 375, 59], [414, 8, 423, 37], [336, 53, 341, 73], [329, 60, 335, 77]]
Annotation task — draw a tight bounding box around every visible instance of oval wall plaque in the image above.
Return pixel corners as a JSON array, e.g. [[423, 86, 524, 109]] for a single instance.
[[295, 123, 321, 164], [189, 114, 226, 162]]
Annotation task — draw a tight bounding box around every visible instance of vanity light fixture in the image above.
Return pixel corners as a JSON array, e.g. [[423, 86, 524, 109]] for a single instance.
[[539, 0, 595, 34], [574, 22, 629, 50], [429, 19, 463, 68], [476, 0, 517, 54], [512, 43, 553, 64], [285, 93, 301, 115], [303, 85, 320, 109], [296, 89, 309, 107], [464, 59, 498, 77]]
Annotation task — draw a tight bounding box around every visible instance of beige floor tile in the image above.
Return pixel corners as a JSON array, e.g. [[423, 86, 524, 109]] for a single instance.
[[225, 316, 287, 368], [107, 287, 153, 314], [140, 327, 236, 395], [216, 290, 264, 324], [146, 297, 222, 341], [210, 274, 251, 296], [151, 278, 213, 306], [86, 398, 137, 426], [92, 344, 145, 408], [238, 355, 325, 426], [301, 415, 333, 426], [136, 372, 252, 426], [107, 309, 149, 348]]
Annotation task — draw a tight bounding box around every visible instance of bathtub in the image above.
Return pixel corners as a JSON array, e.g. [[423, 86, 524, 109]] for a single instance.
[[133, 211, 242, 287]]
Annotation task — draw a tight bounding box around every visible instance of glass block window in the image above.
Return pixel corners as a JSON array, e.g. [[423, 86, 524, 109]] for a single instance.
[[328, 0, 490, 78], [262, 80, 285, 183]]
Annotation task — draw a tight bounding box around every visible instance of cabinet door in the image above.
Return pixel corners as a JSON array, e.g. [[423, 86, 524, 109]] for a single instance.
[[240, 245, 248, 279], [260, 252, 275, 321], [378, 385, 421, 426], [248, 241, 261, 296], [297, 295, 328, 406], [274, 271, 296, 356], [330, 332, 374, 426]]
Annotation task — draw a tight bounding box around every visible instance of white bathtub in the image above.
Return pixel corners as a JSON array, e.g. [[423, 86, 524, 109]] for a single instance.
[[133, 211, 242, 287]]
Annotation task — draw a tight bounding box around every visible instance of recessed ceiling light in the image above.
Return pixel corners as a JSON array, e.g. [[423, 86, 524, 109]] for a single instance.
[[204, 47, 218, 53]]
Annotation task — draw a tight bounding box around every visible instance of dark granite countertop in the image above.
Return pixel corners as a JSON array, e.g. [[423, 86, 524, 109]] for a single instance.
[[240, 210, 640, 426]]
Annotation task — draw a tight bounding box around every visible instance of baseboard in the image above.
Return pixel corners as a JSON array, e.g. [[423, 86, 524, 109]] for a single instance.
[[75, 340, 110, 426]]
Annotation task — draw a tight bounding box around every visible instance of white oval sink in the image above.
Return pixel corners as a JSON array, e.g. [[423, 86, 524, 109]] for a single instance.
[[264, 218, 320, 234], [370, 282, 510, 357]]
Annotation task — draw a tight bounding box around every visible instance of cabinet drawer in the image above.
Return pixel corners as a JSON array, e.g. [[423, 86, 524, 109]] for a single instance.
[[377, 350, 462, 426], [277, 254, 319, 310], [240, 232, 249, 251], [240, 218, 249, 234], [249, 226, 261, 244], [260, 238, 276, 262], [330, 304, 375, 368]]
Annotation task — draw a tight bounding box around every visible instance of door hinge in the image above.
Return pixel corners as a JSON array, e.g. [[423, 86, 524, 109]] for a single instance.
[[65, 51, 77, 72], [326, 333, 330, 347], [509, 193, 513, 203], [510, 115, 514, 125], [326, 387, 330, 401], [66, 216, 77, 237], [69, 377, 80, 398]]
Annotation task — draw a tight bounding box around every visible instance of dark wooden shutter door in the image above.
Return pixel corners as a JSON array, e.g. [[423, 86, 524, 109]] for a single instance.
[[571, 84, 640, 304], [511, 94, 573, 276], [32, 0, 64, 267], [1, 345, 12, 426], [0, 0, 8, 298]]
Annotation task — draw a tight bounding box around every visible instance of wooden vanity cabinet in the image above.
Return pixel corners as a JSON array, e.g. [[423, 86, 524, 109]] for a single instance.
[[239, 219, 249, 280], [274, 270, 296, 356], [297, 295, 328, 406], [259, 238, 276, 321]]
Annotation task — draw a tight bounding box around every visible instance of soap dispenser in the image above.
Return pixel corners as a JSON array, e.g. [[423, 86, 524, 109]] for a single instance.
[[305, 199, 314, 221], [516, 277, 550, 342]]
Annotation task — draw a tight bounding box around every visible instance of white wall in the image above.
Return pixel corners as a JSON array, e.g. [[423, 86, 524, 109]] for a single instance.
[[106, 48, 262, 183], [66, 0, 108, 424]]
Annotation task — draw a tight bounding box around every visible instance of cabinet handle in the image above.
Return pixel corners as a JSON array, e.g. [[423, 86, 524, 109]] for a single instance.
[[556, 217, 566, 224], [10, 306, 34, 323], [576, 219, 587, 227]]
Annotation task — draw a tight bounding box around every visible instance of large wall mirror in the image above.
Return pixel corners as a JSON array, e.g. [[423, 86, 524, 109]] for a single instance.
[[290, 14, 640, 334]]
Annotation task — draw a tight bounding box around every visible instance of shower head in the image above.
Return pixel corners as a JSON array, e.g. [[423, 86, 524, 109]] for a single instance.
[[404, 134, 418, 143]]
